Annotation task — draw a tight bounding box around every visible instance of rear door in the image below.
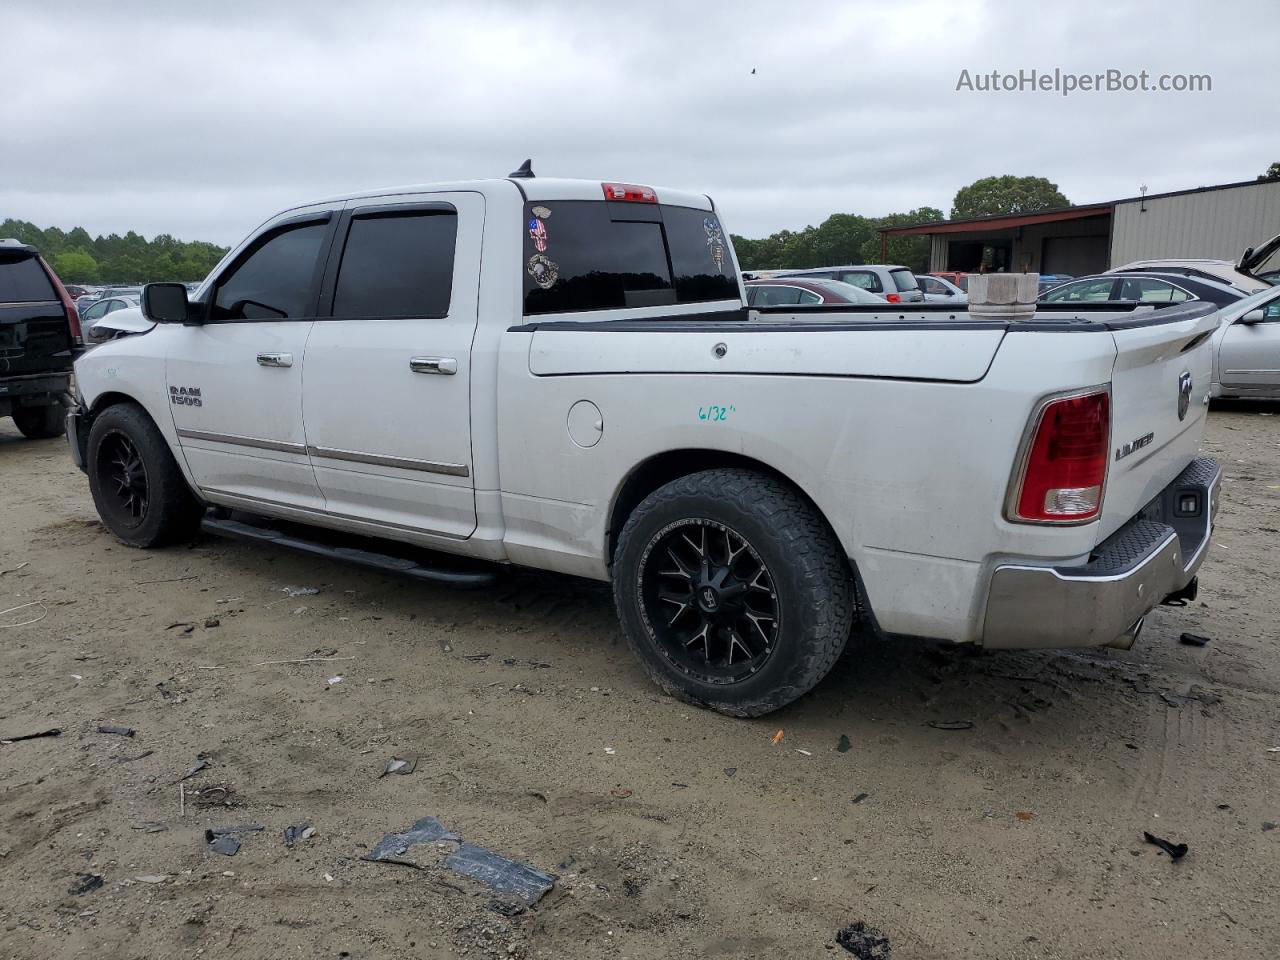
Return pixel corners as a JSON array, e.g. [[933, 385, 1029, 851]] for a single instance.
[[300, 192, 482, 539], [0, 248, 72, 377], [166, 211, 333, 509]]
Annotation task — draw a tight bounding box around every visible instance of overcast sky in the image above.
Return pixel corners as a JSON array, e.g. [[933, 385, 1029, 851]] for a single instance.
[[2, 0, 1277, 246]]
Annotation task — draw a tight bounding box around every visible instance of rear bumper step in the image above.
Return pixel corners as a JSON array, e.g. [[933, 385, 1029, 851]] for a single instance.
[[982, 457, 1221, 649], [201, 516, 498, 589]]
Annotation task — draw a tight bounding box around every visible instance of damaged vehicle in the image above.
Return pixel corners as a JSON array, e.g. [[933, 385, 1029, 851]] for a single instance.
[[67, 167, 1225, 716]]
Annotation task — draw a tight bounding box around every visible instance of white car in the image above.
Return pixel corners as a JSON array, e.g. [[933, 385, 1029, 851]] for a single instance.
[[1106, 232, 1280, 295], [79, 295, 140, 342], [916, 274, 967, 303], [67, 170, 1222, 717]]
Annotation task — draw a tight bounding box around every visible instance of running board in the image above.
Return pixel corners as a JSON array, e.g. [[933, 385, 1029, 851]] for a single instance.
[[201, 516, 498, 589]]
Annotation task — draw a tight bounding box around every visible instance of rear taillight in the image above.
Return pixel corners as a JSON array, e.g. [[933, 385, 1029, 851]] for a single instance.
[[601, 182, 657, 203], [1009, 389, 1110, 523], [41, 257, 83, 347], [885, 293, 901, 303]]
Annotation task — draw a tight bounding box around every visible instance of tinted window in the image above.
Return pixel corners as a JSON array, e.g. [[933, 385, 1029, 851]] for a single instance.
[[891, 269, 919, 292], [751, 285, 803, 306], [1044, 278, 1116, 302], [835, 270, 879, 291], [522, 201, 737, 315], [333, 211, 457, 318], [0, 256, 55, 303], [1119, 278, 1189, 303], [211, 220, 328, 322]]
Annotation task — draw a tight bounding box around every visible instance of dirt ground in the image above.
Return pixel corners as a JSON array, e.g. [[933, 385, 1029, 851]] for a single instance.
[[1, 403, 1278, 960]]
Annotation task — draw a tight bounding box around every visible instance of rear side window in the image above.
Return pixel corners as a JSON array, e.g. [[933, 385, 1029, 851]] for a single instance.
[[835, 270, 880, 292], [211, 220, 329, 322], [333, 210, 457, 318], [0, 256, 56, 303], [522, 201, 738, 315], [891, 269, 919, 293]]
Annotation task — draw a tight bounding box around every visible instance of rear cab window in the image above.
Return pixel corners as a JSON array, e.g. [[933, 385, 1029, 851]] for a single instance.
[[890, 269, 919, 293], [522, 200, 738, 315]]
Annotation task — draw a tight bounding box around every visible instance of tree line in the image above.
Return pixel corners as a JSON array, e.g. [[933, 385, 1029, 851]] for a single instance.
[[0, 218, 228, 285]]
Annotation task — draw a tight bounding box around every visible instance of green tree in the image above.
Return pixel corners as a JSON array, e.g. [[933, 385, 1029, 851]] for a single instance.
[[1260, 162, 1280, 181], [50, 249, 101, 283], [860, 207, 944, 272], [951, 175, 1069, 219]]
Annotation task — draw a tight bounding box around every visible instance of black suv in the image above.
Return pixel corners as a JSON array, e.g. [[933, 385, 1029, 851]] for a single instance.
[[0, 239, 82, 438]]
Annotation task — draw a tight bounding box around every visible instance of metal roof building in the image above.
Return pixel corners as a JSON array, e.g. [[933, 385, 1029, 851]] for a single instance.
[[879, 176, 1280, 276]]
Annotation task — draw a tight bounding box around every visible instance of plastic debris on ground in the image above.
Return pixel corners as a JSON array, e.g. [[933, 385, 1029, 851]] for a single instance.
[[283, 824, 316, 848], [724, 767, 737, 778], [174, 756, 211, 782], [851, 793, 870, 805], [1263, 821, 1277, 833], [835, 920, 891, 958], [282, 586, 320, 597], [133, 875, 168, 884], [771, 729, 785, 745], [445, 843, 555, 904], [362, 816, 460, 868], [97, 724, 135, 737], [379, 756, 418, 778], [205, 825, 264, 857], [1179, 632, 1211, 647], [837, 734, 852, 753], [1143, 831, 1188, 860], [0, 727, 61, 743], [928, 720, 974, 731], [68, 874, 104, 896]]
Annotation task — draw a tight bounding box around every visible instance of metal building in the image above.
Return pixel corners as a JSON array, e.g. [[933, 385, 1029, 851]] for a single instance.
[[880, 176, 1280, 276]]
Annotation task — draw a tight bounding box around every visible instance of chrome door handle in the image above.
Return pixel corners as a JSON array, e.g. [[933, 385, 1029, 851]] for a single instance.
[[256, 352, 293, 368], [409, 356, 457, 375]]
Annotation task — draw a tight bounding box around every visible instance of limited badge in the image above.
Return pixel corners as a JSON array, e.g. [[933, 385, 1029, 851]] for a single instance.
[[527, 253, 559, 289], [528, 217, 548, 252], [704, 217, 727, 273], [531, 205, 551, 219]]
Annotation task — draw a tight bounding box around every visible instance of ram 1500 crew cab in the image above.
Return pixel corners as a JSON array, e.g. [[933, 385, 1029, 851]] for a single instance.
[[67, 171, 1225, 716]]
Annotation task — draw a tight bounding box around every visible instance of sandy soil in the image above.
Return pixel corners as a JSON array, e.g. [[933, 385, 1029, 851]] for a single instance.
[[1, 403, 1278, 960]]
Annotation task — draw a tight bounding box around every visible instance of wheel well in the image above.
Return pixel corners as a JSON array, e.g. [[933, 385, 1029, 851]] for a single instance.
[[607, 450, 815, 563], [89, 391, 142, 417]]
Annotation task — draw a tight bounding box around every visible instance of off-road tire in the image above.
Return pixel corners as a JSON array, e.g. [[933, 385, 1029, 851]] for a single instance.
[[613, 468, 855, 717], [87, 403, 203, 548], [12, 403, 65, 439]]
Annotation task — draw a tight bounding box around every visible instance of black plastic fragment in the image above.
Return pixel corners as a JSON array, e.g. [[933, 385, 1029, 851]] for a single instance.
[[362, 816, 460, 864], [837, 735, 852, 753], [1143, 831, 1188, 860], [835, 920, 891, 958], [1, 728, 61, 743], [69, 873, 104, 895], [1263, 821, 1277, 833], [852, 793, 870, 805], [97, 724, 135, 737], [205, 824, 263, 857], [1179, 633, 1211, 647], [928, 720, 974, 731], [445, 843, 555, 903]]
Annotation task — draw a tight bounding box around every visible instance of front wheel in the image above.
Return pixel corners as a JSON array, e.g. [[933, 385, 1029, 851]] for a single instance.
[[12, 403, 65, 439], [87, 403, 204, 547], [613, 469, 855, 717]]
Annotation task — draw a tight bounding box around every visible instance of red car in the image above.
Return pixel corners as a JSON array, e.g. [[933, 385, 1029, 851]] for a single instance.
[[746, 277, 886, 306]]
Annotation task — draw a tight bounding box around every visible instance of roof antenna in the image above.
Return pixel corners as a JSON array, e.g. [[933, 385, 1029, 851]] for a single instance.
[[509, 158, 534, 179]]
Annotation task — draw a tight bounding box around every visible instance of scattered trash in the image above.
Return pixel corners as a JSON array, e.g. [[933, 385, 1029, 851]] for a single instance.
[[1217, 804, 1232, 811], [0, 600, 48, 628], [797, 749, 812, 756], [1268, 747, 1280, 753], [97, 724, 135, 738], [604, 747, 616, 755], [837, 735, 852, 753], [166, 621, 194, 631], [192, 784, 239, 809], [610, 787, 633, 799], [255, 655, 355, 666], [174, 756, 212, 783], [68, 874, 104, 896], [834, 920, 891, 958], [1, 727, 61, 744], [327, 676, 344, 686], [724, 767, 737, 778], [205, 825, 263, 857], [130, 823, 167, 833], [283, 824, 316, 848], [0, 561, 29, 575], [1179, 633, 1211, 647], [118, 749, 153, 763], [324, 872, 334, 882], [488, 897, 526, 917], [283, 586, 320, 597], [771, 729, 785, 745], [1143, 831, 1188, 860], [463, 653, 492, 662], [445, 843, 555, 904], [851, 793, 870, 805], [1015, 811, 1035, 821], [362, 816, 460, 867], [671, 782, 689, 788], [204, 617, 221, 628], [136, 575, 198, 585], [379, 756, 418, 778], [1263, 822, 1277, 833], [928, 720, 974, 731], [133, 875, 168, 884]]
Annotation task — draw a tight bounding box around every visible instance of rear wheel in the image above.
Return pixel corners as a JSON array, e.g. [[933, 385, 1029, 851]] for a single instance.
[[613, 468, 855, 717], [12, 403, 65, 439], [87, 403, 203, 547]]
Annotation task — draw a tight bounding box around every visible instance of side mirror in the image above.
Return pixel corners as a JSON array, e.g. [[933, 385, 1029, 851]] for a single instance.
[[1239, 309, 1265, 325], [141, 282, 193, 324]]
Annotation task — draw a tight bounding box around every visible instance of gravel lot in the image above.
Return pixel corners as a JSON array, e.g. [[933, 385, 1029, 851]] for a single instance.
[[1, 403, 1278, 960]]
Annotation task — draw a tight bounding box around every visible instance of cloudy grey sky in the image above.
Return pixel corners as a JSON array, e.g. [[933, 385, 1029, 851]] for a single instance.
[[2, 0, 1277, 246]]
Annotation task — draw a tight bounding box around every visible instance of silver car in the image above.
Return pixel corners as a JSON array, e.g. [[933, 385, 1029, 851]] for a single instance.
[[778, 264, 925, 303], [1212, 287, 1280, 399]]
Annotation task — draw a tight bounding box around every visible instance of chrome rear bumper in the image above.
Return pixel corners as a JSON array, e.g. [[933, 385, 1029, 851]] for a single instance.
[[983, 457, 1221, 649]]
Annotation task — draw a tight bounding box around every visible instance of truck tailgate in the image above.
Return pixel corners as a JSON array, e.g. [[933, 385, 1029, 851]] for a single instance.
[[1097, 303, 1219, 541]]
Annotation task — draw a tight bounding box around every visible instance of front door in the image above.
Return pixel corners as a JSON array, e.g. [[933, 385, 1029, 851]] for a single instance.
[[166, 212, 334, 510], [1219, 302, 1280, 393], [301, 192, 482, 539]]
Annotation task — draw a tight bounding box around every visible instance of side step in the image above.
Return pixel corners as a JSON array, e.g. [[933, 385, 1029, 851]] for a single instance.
[[201, 516, 498, 589]]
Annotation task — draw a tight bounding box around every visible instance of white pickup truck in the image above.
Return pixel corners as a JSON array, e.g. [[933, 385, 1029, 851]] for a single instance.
[[67, 169, 1223, 716]]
